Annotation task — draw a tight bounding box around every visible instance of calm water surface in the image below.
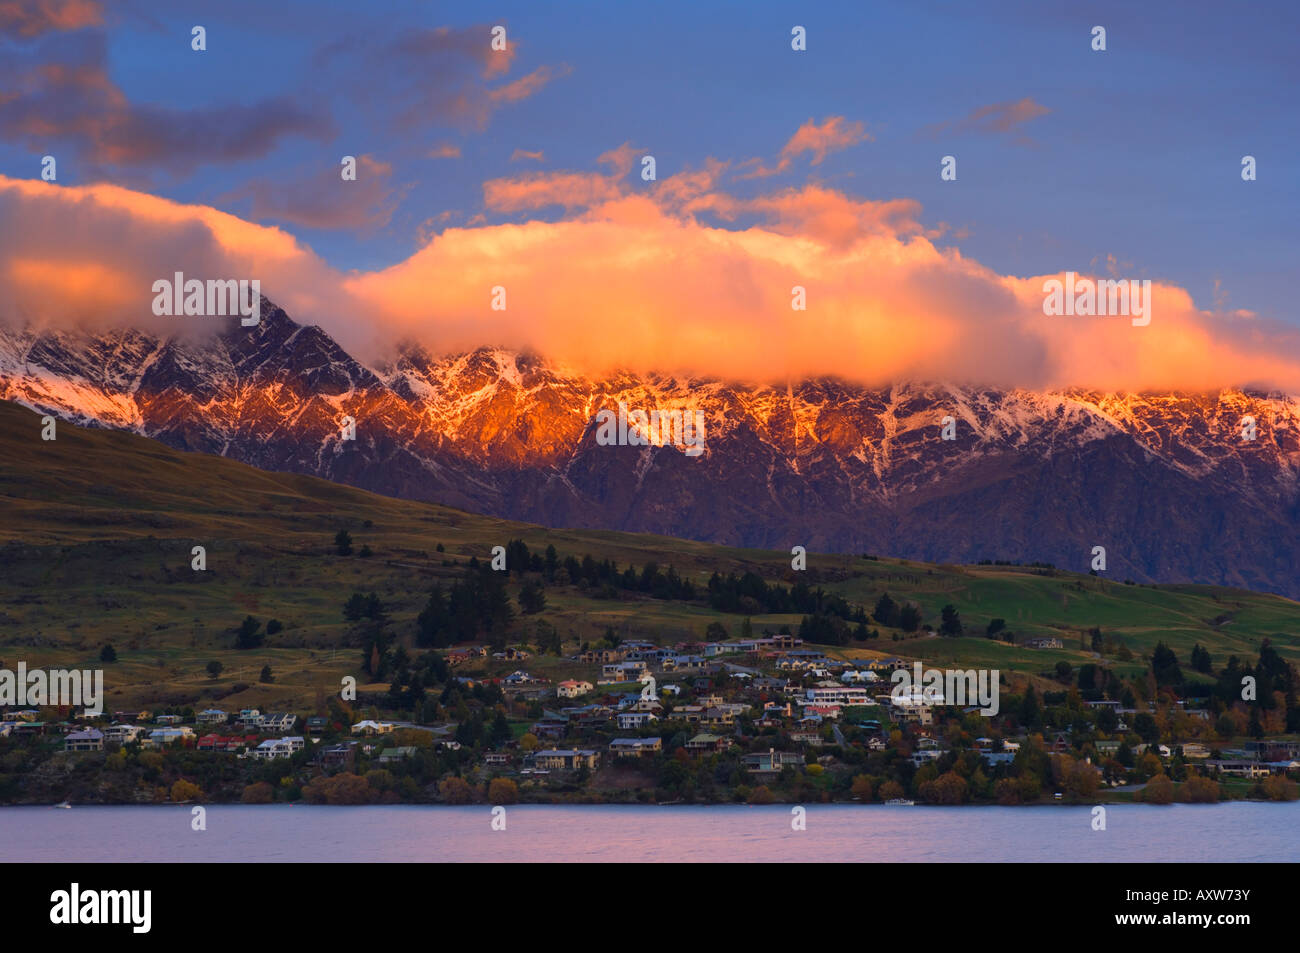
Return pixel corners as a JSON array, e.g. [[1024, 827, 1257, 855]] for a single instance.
[[2, 803, 1296, 862]]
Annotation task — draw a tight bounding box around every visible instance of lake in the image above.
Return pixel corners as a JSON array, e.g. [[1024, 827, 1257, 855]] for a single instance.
[[2, 802, 1296, 862]]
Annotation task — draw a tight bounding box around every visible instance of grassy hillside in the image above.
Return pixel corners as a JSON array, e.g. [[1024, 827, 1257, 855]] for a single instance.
[[2, 399, 1297, 714]]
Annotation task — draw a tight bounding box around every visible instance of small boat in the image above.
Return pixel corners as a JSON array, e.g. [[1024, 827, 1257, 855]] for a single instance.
[[54, 801, 71, 809], [884, 798, 915, 806]]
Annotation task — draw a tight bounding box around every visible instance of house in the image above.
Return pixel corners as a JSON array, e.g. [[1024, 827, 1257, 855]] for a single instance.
[[616, 711, 659, 730], [3, 721, 46, 736], [252, 736, 305, 760], [103, 724, 145, 745], [619, 640, 657, 656], [147, 727, 194, 746], [1023, 637, 1064, 649], [700, 708, 735, 728], [531, 719, 568, 741], [260, 712, 298, 734], [351, 720, 396, 736], [155, 714, 183, 726], [1181, 743, 1211, 759], [742, 749, 804, 774], [624, 696, 664, 714], [578, 648, 623, 664], [1208, 760, 1272, 779], [484, 752, 511, 766], [196, 709, 228, 726], [669, 705, 705, 724], [492, 647, 531, 661], [502, 670, 541, 686], [601, 661, 648, 682], [252, 738, 294, 760], [685, 733, 730, 753], [566, 705, 613, 727], [320, 742, 358, 768], [894, 706, 934, 727], [802, 705, 842, 721], [841, 669, 879, 684], [378, 746, 418, 763], [1246, 740, 1300, 761], [531, 749, 600, 771], [64, 728, 104, 752], [609, 737, 662, 758], [635, 648, 678, 667], [557, 680, 593, 699], [236, 709, 262, 728], [305, 716, 329, 735]]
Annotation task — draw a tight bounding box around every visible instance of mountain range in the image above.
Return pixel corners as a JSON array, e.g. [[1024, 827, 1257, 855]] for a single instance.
[[2, 298, 1298, 597]]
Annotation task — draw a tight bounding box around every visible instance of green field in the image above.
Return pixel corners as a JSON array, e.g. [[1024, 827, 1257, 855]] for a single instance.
[[2, 399, 1297, 714]]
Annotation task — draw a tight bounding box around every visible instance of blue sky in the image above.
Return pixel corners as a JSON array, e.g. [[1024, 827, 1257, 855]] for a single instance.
[[1, 0, 1296, 324]]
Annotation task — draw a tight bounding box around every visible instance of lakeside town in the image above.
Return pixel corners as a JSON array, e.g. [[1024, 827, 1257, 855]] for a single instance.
[[4, 619, 1299, 807]]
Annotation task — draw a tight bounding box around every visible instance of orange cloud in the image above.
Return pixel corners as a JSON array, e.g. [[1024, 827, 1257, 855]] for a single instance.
[[781, 116, 871, 165], [1, 172, 1296, 395], [924, 97, 1051, 144], [489, 64, 569, 104], [483, 171, 623, 212], [739, 116, 870, 178], [0, 0, 100, 38]]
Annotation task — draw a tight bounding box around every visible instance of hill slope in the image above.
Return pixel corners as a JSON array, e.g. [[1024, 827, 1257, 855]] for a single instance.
[[2, 300, 1299, 595], [2, 400, 1299, 713]]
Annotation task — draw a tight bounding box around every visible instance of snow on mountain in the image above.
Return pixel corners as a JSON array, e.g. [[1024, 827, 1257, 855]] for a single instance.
[[2, 297, 1298, 596]]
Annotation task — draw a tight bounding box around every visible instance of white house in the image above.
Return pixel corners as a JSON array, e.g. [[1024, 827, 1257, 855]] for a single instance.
[[805, 685, 870, 707], [841, 669, 879, 684], [251, 736, 305, 760], [103, 724, 146, 745], [616, 711, 659, 730]]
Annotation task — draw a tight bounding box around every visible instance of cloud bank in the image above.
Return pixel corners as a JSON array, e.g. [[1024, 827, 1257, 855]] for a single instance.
[[1, 167, 1295, 394]]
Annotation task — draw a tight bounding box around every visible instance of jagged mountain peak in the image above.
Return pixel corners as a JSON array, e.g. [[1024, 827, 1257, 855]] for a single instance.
[[2, 302, 1298, 596]]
